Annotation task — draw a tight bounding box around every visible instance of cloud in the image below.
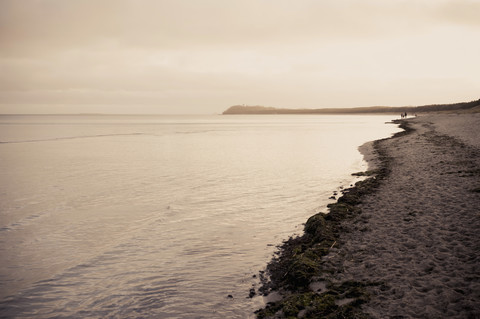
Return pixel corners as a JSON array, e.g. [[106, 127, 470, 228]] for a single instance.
[[0, 0, 479, 113], [436, 0, 480, 27], [3, 0, 468, 55]]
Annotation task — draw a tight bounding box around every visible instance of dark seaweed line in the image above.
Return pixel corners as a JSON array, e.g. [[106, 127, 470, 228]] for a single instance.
[[254, 120, 413, 319]]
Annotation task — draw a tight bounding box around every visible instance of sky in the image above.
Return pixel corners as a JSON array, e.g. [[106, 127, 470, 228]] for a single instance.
[[0, 0, 479, 114]]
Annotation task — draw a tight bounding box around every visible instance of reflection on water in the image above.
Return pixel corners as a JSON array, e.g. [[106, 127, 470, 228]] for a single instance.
[[0, 114, 399, 318]]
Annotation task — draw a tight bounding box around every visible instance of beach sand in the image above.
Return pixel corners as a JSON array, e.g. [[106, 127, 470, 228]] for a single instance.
[[256, 113, 480, 318], [322, 114, 480, 318]]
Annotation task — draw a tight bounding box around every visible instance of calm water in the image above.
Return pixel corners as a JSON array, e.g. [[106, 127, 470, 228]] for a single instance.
[[0, 114, 399, 318]]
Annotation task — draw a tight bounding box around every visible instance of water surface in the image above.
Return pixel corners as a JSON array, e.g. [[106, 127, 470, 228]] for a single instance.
[[0, 114, 399, 318]]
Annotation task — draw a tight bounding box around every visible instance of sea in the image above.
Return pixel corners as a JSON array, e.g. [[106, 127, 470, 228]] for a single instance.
[[0, 114, 400, 318]]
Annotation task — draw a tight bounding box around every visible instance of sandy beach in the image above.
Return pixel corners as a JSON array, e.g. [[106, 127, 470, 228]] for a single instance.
[[323, 114, 480, 318], [257, 113, 480, 318]]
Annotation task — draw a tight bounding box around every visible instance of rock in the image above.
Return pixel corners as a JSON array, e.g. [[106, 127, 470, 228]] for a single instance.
[[304, 213, 327, 236]]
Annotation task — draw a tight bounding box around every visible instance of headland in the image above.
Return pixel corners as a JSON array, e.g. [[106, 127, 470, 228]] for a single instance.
[[223, 99, 480, 115]]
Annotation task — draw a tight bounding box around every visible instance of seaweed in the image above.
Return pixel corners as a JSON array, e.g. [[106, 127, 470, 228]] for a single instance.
[[255, 281, 376, 319], [351, 170, 378, 177]]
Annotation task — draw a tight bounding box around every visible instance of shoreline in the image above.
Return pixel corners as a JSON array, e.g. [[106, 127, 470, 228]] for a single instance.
[[255, 114, 480, 318]]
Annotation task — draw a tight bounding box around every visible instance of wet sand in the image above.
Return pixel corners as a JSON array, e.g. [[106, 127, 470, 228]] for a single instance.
[[323, 114, 480, 318]]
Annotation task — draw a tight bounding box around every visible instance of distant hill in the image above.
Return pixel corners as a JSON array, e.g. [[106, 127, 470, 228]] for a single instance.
[[222, 99, 480, 115]]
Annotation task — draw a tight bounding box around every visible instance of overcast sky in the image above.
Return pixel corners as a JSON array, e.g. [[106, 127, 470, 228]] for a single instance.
[[1, 0, 479, 114]]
